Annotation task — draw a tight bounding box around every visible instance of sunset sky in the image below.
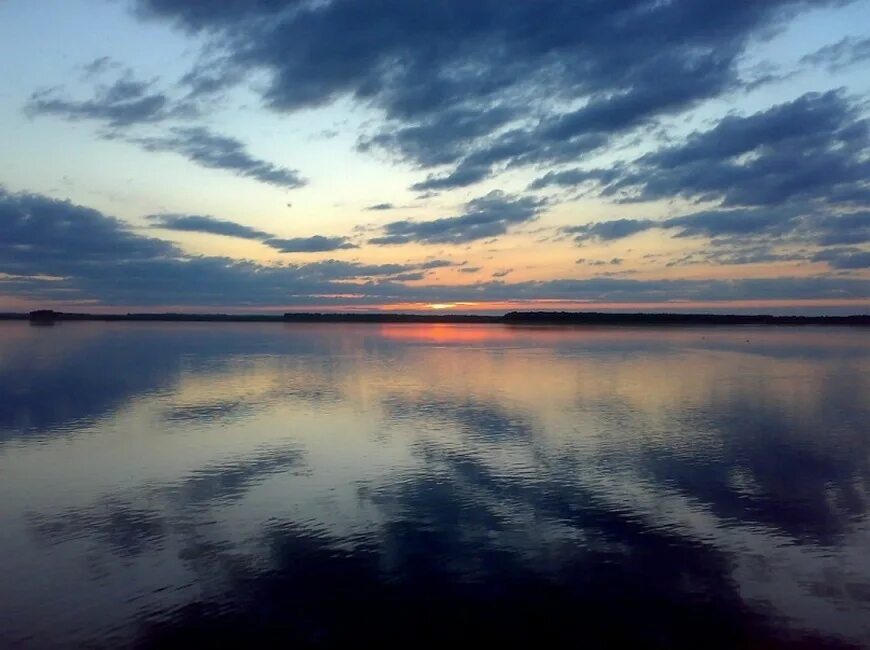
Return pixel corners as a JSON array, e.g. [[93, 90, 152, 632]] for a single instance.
[[1, 0, 868, 313]]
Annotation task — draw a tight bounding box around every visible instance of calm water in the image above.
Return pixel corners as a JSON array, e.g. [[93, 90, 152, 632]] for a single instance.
[[0, 322, 868, 648]]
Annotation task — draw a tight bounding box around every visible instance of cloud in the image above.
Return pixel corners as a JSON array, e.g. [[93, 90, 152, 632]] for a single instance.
[[2, 189, 866, 308], [801, 36, 870, 71], [420, 259, 455, 270], [388, 272, 426, 282], [410, 160, 493, 192], [814, 212, 870, 246], [26, 75, 177, 127], [661, 208, 801, 241], [563, 206, 870, 271], [0, 189, 404, 304], [81, 56, 122, 78], [0, 188, 177, 277], [664, 246, 800, 268], [529, 168, 617, 191], [26, 70, 306, 191], [148, 213, 274, 240], [133, 0, 842, 189], [364, 203, 395, 211], [369, 191, 544, 245], [576, 258, 623, 267], [134, 0, 294, 29], [600, 90, 870, 208], [565, 219, 656, 243], [568, 207, 870, 249], [133, 127, 306, 189], [811, 248, 870, 269], [533, 92, 870, 226], [148, 212, 357, 253], [298, 260, 440, 279], [264, 235, 357, 253], [362, 107, 517, 171]]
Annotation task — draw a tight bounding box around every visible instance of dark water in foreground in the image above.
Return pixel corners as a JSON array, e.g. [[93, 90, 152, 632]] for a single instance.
[[0, 322, 868, 648]]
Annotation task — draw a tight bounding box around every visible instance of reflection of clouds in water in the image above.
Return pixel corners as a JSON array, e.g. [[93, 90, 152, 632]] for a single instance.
[[0, 323, 354, 438], [561, 361, 870, 543], [13, 442, 311, 645], [363, 376, 870, 642], [164, 362, 345, 425], [163, 399, 255, 424], [0, 323, 868, 646], [383, 393, 536, 441], [0, 325, 184, 438], [28, 498, 167, 558], [135, 474, 853, 648], [27, 443, 307, 553]]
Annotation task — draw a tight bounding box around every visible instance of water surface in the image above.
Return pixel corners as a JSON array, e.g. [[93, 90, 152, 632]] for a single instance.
[[0, 322, 868, 647]]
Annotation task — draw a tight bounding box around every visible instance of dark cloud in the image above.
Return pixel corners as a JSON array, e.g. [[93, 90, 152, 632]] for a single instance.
[[420, 259, 456, 270], [811, 248, 870, 270], [297, 260, 422, 279], [409, 160, 493, 192], [134, 0, 296, 29], [529, 168, 617, 191], [26, 70, 306, 191], [0, 188, 177, 276], [664, 246, 800, 268], [264, 235, 357, 253], [664, 208, 799, 239], [177, 57, 246, 98], [388, 272, 426, 282], [148, 213, 356, 253], [564, 206, 870, 271], [2, 189, 866, 307], [0, 190, 412, 305], [465, 276, 869, 304], [369, 191, 544, 246], [81, 56, 122, 78], [134, 0, 843, 189], [814, 212, 870, 246], [26, 75, 176, 127], [364, 203, 395, 211], [801, 36, 870, 71], [363, 107, 516, 171], [148, 213, 274, 240], [601, 90, 870, 208], [458, 267, 481, 274], [133, 127, 306, 189], [534, 92, 870, 228], [565, 219, 657, 243], [576, 258, 624, 267], [565, 207, 868, 247]]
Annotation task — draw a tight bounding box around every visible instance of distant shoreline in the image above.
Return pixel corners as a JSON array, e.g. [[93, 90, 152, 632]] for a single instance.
[[3, 310, 867, 326]]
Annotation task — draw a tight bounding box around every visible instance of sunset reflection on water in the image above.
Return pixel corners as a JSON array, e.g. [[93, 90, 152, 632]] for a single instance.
[[0, 321, 867, 648]]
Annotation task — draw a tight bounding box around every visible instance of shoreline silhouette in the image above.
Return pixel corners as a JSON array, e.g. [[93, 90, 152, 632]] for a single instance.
[[7, 309, 869, 326]]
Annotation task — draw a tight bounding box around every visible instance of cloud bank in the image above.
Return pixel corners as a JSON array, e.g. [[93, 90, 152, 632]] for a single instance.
[[1, 189, 866, 309]]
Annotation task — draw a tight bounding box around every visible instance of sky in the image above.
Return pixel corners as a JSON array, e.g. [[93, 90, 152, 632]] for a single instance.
[[0, 0, 868, 314]]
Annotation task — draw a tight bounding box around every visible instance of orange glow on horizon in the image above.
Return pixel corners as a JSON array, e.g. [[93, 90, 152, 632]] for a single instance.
[[2, 296, 867, 315], [378, 298, 870, 314], [379, 323, 517, 343]]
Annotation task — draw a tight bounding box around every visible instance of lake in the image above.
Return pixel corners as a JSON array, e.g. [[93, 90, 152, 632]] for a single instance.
[[0, 322, 868, 648]]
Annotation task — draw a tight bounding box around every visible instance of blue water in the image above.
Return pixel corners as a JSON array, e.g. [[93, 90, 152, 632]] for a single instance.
[[0, 322, 868, 648]]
